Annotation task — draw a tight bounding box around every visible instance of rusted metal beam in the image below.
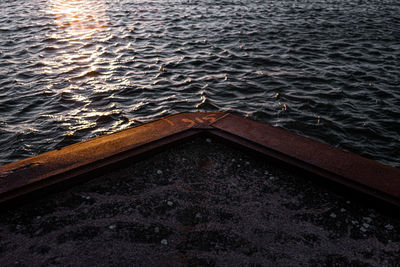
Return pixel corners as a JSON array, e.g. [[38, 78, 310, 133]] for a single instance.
[[210, 114, 400, 207], [0, 112, 399, 208], [0, 112, 225, 205]]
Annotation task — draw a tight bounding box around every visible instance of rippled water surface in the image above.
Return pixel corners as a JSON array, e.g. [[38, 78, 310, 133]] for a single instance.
[[0, 0, 399, 167]]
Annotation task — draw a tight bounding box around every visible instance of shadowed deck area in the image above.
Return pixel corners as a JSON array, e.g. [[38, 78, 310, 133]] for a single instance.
[[0, 137, 399, 266]]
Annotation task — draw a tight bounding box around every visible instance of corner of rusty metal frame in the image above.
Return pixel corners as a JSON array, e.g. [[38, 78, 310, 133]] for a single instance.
[[0, 112, 399, 209]]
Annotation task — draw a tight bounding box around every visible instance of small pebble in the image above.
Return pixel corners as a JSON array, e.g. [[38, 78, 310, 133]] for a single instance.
[[156, 170, 163, 175], [340, 208, 346, 212], [154, 227, 160, 233], [206, 138, 211, 143], [362, 223, 370, 228], [360, 227, 367, 232], [346, 201, 351, 204], [245, 161, 250, 165], [364, 217, 372, 223], [330, 213, 337, 218], [195, 212, 202, 219], [36, 216, 41, 219], [232, 159, 236, 162], [385, 224, 394, 230], [161, 239, 168, 245], [264, 171, 269, 175], [237, 164, 241, 167], [351, 220, 358, 225], [109, 224, 116, 230], [167, 201, 173, 206]]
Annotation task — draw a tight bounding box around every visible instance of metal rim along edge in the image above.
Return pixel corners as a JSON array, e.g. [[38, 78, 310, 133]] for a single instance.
[[0, 112, 399, 208]]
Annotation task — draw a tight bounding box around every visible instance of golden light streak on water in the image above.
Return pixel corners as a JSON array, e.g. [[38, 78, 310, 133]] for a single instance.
[[43, 0, 126, 137], [44, 0, 111, 81], [48, 0, 108, 37]]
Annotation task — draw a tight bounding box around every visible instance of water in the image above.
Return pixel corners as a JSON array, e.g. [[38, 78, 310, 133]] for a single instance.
[[0, 0, 399, 168]]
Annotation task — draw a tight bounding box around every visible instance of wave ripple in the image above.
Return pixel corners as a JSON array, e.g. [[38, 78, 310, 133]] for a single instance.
[[1, 0, 400, 168]]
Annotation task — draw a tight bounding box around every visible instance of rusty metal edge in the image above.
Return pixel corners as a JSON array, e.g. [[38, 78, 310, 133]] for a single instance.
[[210, 113, 400, 207], [206, 128, 400, 208], [0, 112, 399, 209], [0, 112, 225, 202], [0, 129, 204, 207]]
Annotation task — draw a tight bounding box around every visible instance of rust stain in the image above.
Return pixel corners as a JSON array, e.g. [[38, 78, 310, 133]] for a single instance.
[[181, 118, 195, 128], [202, 113, 217, 123], [162, 118, 175, 126]]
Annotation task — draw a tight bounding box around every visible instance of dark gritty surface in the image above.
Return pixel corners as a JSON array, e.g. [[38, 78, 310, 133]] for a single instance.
[[0, 137, 399, 266]]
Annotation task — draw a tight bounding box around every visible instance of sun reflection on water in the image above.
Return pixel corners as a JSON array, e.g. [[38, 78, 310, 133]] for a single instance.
[[44, 0, 132, 139], [48, 0, 109, 37], [45, 0, 111, 77]]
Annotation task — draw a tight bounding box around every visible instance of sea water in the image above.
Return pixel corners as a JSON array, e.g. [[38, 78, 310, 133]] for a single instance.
[[0, 0, 399, 167]]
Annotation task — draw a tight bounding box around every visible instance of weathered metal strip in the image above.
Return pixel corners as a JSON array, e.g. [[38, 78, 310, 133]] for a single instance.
[[211, 113, 400, 206], [0, 129, 204, 205], [0, 112, 224, 204]]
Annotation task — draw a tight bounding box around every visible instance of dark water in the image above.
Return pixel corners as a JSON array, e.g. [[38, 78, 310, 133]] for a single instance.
[[0, 0, 399, 168]]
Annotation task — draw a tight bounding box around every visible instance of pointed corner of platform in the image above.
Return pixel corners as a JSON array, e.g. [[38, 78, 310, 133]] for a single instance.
[[161, 112, 229, 129]]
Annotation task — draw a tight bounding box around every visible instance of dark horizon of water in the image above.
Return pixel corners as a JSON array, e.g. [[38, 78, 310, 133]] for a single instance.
[[0, 0, 399, 168]]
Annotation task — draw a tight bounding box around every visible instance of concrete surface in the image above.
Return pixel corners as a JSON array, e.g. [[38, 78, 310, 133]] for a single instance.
[[0, 137, 399, 266]]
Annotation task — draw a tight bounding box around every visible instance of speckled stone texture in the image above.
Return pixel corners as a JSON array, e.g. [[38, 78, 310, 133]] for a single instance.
[[0, 137, 399, 266]]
